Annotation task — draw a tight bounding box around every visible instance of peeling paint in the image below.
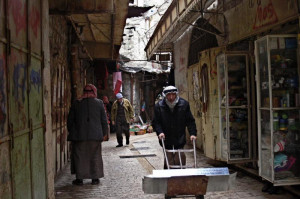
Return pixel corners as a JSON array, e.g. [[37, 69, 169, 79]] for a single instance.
[[13, 63, 27, 102], [29, 6, 40, 38], [0, 171, 9, 184], [8, 0, 27, 36], [0, 56, 6, 137], [0, 144, 11, 197], [30, 69, 41, 93]]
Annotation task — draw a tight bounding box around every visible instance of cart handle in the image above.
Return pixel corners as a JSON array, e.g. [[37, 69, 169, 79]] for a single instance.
[[161, 138, 170, 169], [161, 138, 197, 169]]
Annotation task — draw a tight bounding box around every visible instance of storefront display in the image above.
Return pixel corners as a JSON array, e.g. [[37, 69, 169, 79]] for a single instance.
[[217, 53, 251, 162], [255, 35, 300, 185]]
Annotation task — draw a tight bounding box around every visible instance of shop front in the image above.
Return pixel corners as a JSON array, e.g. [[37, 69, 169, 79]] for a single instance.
[[186, 0, 300, 186], [218, 0, 300, 186], [144, 0, 300, 187], [255, 34, 300, 185]]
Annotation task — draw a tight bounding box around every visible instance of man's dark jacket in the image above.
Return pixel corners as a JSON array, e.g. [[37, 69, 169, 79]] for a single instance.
[[67, 98, 108, 141], [152, 97, 197, 149]]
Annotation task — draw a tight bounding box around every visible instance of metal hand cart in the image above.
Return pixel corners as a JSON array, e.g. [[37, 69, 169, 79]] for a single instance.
[[142, 141, 235, 198], [161, 139, 205, 199]]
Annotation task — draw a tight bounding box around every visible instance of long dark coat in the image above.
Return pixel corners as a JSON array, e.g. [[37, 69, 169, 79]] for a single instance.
[[152, 97, 197, 149], [67, 98, 108, 141], [67, 98, 108, 179]]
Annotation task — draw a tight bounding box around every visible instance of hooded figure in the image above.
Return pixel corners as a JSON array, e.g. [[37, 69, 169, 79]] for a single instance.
[[152, 85, 197, 169], [67, 84, 108, 185]]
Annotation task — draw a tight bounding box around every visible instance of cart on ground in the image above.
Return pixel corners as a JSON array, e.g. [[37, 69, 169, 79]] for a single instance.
[[143, 139, 236, 198]]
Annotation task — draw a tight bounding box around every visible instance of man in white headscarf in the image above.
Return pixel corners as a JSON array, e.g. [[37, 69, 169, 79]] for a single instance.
[[111, 93, 134, 147], [152, 85, 197, 169]]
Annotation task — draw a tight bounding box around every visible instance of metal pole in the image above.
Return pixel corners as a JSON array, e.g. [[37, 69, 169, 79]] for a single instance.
[[178, 149, 183, 169], [161, 139, 170, 169], [193, 139, 197, 168]]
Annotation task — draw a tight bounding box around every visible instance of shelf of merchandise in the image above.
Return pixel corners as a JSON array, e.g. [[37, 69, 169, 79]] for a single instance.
[[217, 52, 252, 163], [255, 35, 300, 186]]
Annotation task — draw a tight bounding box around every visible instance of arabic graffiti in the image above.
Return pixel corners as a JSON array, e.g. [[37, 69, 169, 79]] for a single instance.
[[8, 0, 26, 36], [30, 69, 41, 93], [8, 0, 40, 38], [253, 0, 278, 30]]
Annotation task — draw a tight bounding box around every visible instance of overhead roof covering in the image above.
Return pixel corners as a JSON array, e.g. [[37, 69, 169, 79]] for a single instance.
[[49, 0, 130, 60], [127, 6, 154, 18], [144, 0, 216, 59], [120, 61, 170, 74]]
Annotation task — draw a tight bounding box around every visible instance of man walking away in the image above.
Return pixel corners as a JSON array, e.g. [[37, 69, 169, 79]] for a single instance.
[[67, 84, 108, 185]]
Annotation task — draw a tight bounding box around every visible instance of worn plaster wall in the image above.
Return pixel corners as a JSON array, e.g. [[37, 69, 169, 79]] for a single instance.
[[173, 27, 203, 147], [200, 47, 224, 160], [173, 28, 192, 100], [187, 47, 224, 158], [187, 63, 203, 150]]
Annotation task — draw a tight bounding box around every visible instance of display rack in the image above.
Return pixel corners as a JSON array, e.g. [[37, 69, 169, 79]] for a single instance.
[[255, 35, 300, 186], [217, 52, 251, 162]]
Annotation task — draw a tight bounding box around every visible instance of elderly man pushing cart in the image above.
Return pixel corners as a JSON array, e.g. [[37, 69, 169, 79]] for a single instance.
[[153, 86, 204, 199]]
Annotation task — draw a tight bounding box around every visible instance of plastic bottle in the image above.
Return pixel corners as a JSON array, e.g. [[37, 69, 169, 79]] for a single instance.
[[286, 91, 290, 107]]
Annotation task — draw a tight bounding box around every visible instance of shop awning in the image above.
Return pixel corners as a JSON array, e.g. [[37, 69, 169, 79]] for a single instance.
[[127, 6, 154, 18], [120, 60, 170, 74], [49, 0, 131, 60], [144, 0, 216, 59]]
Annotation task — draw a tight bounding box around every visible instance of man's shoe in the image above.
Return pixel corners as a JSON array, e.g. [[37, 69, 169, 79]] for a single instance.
[[91, 179, 100, 185], [126, 140, 129, 145], [72, 179, 83, 185], [116, 144, 123, 147]]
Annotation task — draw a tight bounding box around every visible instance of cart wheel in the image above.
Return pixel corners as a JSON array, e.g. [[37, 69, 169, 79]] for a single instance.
[[196, 195, 204, 199], [164, 194, 172, 199]]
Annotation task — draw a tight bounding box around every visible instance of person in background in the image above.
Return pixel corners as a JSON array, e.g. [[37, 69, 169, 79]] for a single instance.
[[67, 84, 108, 185], [103, 96, 112, 115], [102, 95, 113, 140], [111, 93, 134, 147], [152, 85, 197, 169]]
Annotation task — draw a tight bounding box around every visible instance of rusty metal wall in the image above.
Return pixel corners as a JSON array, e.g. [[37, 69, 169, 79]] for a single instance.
[[49, 15, 71, 176], [0, 0, 49, 198]]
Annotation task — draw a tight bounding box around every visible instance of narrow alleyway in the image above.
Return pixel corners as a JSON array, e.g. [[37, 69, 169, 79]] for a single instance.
[[55, 133, 298, 199]]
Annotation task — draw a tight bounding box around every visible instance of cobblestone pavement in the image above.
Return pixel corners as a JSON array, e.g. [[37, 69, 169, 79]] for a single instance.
[[55, 133, 298, 199]]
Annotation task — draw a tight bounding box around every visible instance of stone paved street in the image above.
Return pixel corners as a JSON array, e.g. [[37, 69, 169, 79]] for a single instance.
[[55, 133, 298, 199]]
